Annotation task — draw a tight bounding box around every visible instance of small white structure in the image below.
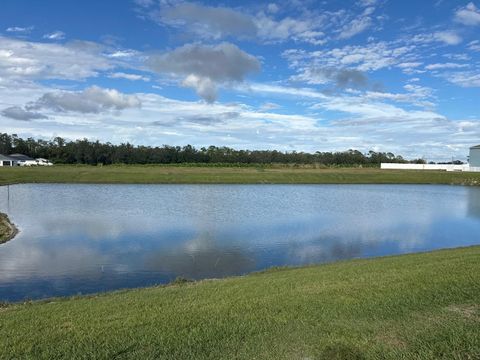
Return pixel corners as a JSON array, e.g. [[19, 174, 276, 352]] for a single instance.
[[8, 154, 53, 166], [381, 163, 480, 172], [36, 158, 53, 166], [0, 154, 17, 167]]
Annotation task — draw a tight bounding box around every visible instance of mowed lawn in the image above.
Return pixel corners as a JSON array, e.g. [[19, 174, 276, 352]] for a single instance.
[[1, 165, 480, 185], [0, 247, 479, 359]]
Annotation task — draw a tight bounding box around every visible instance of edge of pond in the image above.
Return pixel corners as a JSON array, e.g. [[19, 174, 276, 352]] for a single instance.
[[1, 245, 478, 306]]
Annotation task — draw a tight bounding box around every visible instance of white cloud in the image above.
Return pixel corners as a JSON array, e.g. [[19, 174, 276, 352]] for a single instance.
[[468, 40, 480, 51], [43, 31, 66, 40], [243, 83, 328, 100], [0, 36, 113, 82], [147, 43, 260, 102], [27, 86, 141, 114], [267, 3, 279, 14], [160, 2, 258, 40], [434, 31, 463, 45], [290, 67, 368, 88], [255, 14, 327, 45], [259, 102, 281, 111], [443, 53, 471, 61], [1, 106, 48, 121], [106, 50, 140, 58], [1, 82, 478, 161], [397, 62, 423, 69], [362, 84, 435, 108], [283, 41, 415, 73], [445, 72, 480, 87], [137, 1, 331, 45], [413, 31, 463, 45], [5, 26, 33, 33], [338, 12, 373, 39], [109, 72, 150, 81], [454, 2, 480, 26], [358, 0, 378, 6], [425, 62, 468, 70]]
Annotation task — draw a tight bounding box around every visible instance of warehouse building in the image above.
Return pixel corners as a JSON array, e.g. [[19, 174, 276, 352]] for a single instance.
[[469, 145, 480, 167]]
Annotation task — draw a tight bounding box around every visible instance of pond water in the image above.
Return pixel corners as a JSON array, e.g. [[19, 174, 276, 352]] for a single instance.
[[0, 184, 479, 302]]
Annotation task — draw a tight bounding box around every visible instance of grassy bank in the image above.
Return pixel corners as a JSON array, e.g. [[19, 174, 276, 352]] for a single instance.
[[1, 165, 480, 185], [0, 246, 479, 359], [0, 212, 17, 244]]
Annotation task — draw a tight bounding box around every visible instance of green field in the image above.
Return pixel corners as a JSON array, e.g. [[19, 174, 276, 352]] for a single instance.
[[0, 247, 478, 359], [1, 165, 480, 185]]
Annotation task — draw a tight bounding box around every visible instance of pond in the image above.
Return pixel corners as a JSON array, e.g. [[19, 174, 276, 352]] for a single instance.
[[0, 184, 479, 302]]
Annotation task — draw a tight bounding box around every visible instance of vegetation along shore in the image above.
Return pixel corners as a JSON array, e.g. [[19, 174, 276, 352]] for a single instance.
[[0, 212, 17, 244], [0, 246, 478, 359]]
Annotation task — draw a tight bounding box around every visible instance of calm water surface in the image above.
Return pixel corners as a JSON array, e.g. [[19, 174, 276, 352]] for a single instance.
[[0, 184, 479, 301]]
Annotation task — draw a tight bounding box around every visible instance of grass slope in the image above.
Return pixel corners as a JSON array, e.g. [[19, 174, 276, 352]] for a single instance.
[[1, 165, 480, 185], [0, 247, 479, 359]]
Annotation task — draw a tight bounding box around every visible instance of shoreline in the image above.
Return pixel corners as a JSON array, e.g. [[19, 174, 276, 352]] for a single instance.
[[0, 212, 18, 244], [1, 245, 479, 304]]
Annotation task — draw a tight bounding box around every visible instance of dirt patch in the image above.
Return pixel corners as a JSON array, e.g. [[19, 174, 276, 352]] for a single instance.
[[447, 305, 480, 321], [375, 332, 407, 350]]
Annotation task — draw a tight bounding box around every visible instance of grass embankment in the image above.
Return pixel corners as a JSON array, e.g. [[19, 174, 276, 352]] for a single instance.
[[1, 165, 480, 185], [0, 212, 17, 244], [0, 247, 479, 359]]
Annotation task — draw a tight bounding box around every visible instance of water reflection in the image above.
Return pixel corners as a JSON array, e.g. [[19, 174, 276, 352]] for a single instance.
[[467, 187, 480, 219], [145, 235, 256, 279], [0, 184, 479, 302]]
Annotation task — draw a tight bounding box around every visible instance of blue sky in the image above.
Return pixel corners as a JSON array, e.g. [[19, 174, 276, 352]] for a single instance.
[[0, 0, 479, 160]]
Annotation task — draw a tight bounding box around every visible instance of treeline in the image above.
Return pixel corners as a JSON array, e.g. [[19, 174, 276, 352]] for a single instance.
[[0, 133, 425, 166]]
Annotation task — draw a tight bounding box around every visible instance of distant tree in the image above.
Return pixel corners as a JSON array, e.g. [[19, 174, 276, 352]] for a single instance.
[[0, 132, 422, 167]]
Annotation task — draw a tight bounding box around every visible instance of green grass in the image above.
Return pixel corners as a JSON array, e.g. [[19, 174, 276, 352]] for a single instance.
[[1, 165, 480, 185], [0, 247, 479, 359]]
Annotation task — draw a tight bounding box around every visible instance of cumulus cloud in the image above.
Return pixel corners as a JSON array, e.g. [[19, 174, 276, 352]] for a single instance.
[[147, 43, 260, 102], [2, 83, 478, 161], [1, 106, 48, 121], [27, 86, 141, 114], [160, 2, 257, 40], [454, 2, 480, 26], [0, 36, 113, 82], [138, 1, 329, 45], [43, 31, 66, 40]]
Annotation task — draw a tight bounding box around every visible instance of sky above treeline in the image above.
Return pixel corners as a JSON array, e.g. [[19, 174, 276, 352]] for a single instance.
[[0, 0, 479, 161]]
